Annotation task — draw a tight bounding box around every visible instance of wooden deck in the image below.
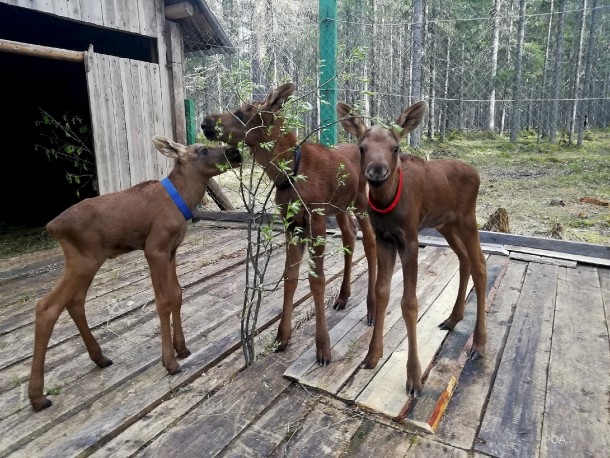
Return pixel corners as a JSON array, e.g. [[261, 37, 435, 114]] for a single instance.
[[0, 220, 608, 457]]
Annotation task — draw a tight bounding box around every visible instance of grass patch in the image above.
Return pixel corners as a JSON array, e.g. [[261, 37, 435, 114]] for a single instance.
[[0, 223, 57, 259]]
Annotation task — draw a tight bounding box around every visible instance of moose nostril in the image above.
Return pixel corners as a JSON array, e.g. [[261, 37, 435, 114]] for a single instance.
[[201, 121, 207, 130]]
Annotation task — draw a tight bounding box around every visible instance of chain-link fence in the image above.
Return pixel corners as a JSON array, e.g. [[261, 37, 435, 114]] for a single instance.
[[184, 0, 609, 145]]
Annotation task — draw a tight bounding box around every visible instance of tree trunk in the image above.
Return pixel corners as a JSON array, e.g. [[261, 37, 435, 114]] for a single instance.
[[568, 0, 587, 144], [537, 0, 554, 141], [410, 0, 424, 147], [510, 0, 527, 143], [577, 0, 599, 145], [488, 0, 502, 131], [427, 2, 436, 140], [549, 0, 567, 143], [440, 36, 450, 142]]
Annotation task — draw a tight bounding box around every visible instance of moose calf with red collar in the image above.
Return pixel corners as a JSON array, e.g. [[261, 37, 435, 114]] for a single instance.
[[337, 101, 487, 396], [28, 136, 241, 411]]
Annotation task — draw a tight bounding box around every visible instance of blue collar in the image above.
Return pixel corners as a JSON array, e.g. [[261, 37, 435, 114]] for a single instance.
[[161, 177, 193, 221]]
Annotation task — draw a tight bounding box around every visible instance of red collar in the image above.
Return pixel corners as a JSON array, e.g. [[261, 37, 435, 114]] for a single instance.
[[368, 167, 403, 214]]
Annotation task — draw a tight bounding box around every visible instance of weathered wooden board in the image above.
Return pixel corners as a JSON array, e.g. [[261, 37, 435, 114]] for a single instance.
[[285, 247, 458, 393], [599, 267, 610, 333], [276, 400, 363, 457], [540, 265, 610, 457], [509, 251, 577, 268], [90, 260, 373, 458], [353, 259, 472, 421], [435, 260, 527, 449], [475, 262, 559, 457], [504, 244, 610, 267], [403, 255, 508, 431]]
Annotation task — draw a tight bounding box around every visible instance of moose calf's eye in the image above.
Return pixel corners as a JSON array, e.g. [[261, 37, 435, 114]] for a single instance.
[[359, 146, 365, 155], [393, 145, 400, 155]]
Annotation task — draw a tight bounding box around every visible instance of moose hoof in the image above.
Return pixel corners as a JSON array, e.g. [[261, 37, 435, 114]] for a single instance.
[[176, 348, 191, 359], [96, 356, 113, 368], [333, 298, 348, 310], [406, 379, 422, 398], [438, 320, 455, 331], [316, 355, 331, 367], [274, 339, 288, 352], [31, 396, 53, 412], [367, 315, 375, 327]]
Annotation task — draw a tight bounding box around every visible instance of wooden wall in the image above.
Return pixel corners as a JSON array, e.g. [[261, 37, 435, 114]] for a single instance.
[[2, 0, 188, 195], [3, 0, 158, 37]]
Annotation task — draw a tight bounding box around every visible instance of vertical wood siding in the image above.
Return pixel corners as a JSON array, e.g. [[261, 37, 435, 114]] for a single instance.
[[3, 0, 158, 37], [86, 51, 173, 195]]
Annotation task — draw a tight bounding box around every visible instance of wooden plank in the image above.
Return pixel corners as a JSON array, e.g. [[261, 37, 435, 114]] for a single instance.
[[129, 59, 147, 185], [356, 254, 480, 418], [295, 249, 461, 397], [85, 50, 111, 195], [108, 54, 131, 191], [403, 255, 508, 431], [504, 244, 610, 267], [0, 232, 250, 339], [475, 262, 559, 458], [148, 62, 170, 180], [341, 417, 412, 457], [435, 260, 528, 449], [284, 247, 441, 383], [509, 251, 576, 268], [0, 238, 361, 453], [200, 384, 314, 458], [100, 0, 118, 29], [418, 234, 508, 256], [136, 0, 157, 37], [138, 61, 158, 180], [166, 21, 186, 144], [0, 234, 252, 372], [90, 257, 372, 458], [541, 265, 610, 457], [79, 0, 103, 26], [599, 267, 610, 332], [277, 401, 363, 457], [405, 435, 469, 457]]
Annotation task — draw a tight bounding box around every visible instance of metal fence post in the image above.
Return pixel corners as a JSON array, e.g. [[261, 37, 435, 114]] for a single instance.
[[319, 0, 337, 146]]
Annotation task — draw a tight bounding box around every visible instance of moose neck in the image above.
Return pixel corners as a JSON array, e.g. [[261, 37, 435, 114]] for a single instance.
[[247, 118, 298, 184], [166, 163, 210, 211], [368, 165, 404, 214]]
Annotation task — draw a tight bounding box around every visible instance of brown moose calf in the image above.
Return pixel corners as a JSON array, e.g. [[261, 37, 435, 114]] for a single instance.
[[337, 101, 487, 397], [28, 136, 241, 411]]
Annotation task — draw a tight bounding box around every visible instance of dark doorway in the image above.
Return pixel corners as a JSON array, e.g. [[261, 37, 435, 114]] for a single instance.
[[0, 52, 96, 227]]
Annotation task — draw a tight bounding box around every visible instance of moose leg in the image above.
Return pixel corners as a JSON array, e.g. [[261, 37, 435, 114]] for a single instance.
[[29, 253, 104, 411], [398, 238, 422, 397], [357, 215, 377, 325], [437, 225, 470, 330], [333, 212, 356, 310], [308, 215, 331, 366], [146, 250, 181, 375], [67, 298, 112, 369], [168, 256, 190, 358], [361, 236, 396, 369], [275, 228, 305, 351], [462, 221, 488, 360]]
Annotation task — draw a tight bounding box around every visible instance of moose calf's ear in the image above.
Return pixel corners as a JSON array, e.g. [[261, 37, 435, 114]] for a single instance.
[[263, 82, 295, 112], [336, 102, 366, 139], [395, 101, 427, 137], [152, 135, 188, 159]]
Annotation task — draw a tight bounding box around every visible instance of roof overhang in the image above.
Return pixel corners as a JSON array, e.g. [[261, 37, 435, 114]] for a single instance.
[[164, 0, 235, 56]]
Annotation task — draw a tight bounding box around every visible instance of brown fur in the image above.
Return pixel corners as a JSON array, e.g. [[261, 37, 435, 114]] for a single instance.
[[28, 137, 241, 411], [337, 101, 487, 396], [201, 83, 377, 366]]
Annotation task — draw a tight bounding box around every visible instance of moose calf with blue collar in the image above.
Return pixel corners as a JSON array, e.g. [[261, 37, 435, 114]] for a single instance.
[[28, 136, 241, 411], [337, 101, 487, 397]]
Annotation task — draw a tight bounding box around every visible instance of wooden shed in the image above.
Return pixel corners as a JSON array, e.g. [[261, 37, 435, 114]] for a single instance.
[[0, 0, 233, 228]]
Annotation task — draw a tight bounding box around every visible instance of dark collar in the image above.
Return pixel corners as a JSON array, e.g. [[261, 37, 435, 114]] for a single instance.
[[275, 145, 302, 191]]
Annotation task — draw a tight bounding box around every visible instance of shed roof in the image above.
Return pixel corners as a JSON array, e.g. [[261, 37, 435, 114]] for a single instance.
[[166, 0, 235, 56]]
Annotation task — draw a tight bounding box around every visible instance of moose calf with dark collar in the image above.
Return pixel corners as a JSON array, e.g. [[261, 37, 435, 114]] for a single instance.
[[28, 136, 241, 411], [337, 101, 487, 396]]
